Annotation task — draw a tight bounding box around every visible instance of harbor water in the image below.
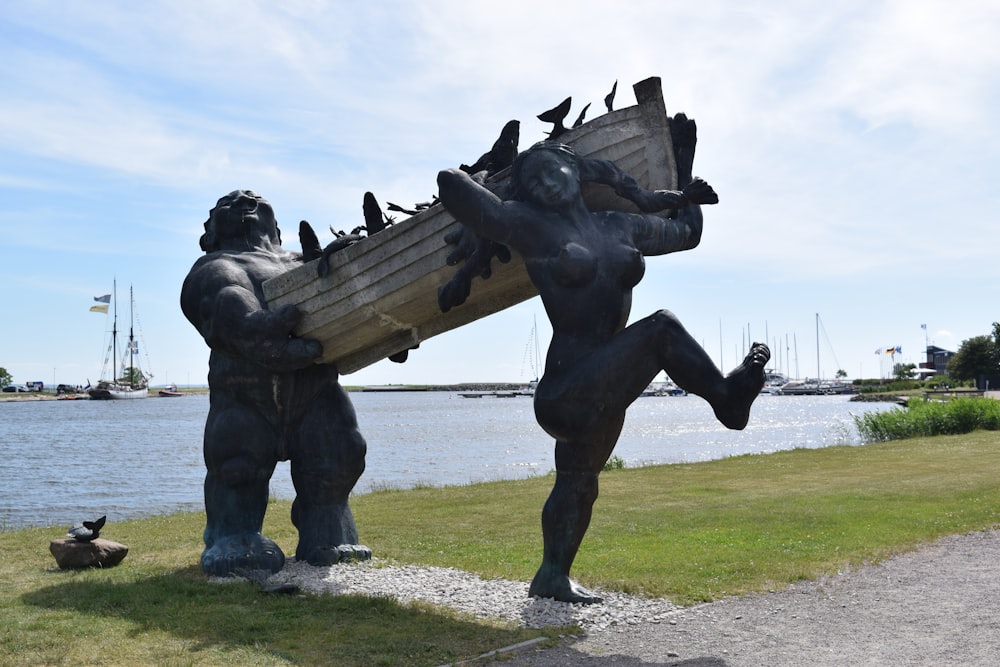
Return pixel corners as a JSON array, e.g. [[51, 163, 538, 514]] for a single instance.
[[0, 392, 894, 529]]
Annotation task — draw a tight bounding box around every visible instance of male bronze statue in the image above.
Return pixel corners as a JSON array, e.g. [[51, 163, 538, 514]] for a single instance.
[[181, 189, 370, 576]]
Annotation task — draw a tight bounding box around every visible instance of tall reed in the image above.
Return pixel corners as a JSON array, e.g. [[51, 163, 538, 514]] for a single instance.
[[854, 397, 1000, 442]]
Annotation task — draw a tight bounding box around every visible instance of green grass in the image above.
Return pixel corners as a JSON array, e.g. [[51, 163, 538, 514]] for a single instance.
[[2, 513, 549, 666], [3, 431, 999, 664]]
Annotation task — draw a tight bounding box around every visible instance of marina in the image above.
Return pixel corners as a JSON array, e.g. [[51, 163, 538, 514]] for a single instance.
[[1, 391, 894, 530]]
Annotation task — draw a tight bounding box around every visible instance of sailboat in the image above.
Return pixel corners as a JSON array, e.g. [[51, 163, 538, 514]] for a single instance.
[[88, 282, 151, 400], [521, 315, 543, 396], [777, 313, 853, 395]]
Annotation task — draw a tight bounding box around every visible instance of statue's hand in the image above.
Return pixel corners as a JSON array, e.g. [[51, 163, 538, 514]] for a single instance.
[[444, 225, 510, 275], [443, 224, 479, 266], [682, 177, 719, 206], [250, 304, 323, 370], [439, 226, 511, 313], [438, 264, 474, 313]]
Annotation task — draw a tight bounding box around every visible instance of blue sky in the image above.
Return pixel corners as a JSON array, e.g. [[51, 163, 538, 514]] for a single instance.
[[2, 0, 998, 388]]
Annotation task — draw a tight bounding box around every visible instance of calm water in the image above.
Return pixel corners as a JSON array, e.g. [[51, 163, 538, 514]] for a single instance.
[[0, 392, 893, 529]]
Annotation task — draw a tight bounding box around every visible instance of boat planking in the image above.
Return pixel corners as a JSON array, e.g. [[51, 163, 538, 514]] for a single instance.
[[262, 77, 679, 375]]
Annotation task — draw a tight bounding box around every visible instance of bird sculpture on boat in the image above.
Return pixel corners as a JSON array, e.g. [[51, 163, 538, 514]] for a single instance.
[[538, 96, 572, 140], [461, 119, 520, 176], [604, 80, 618, 112]]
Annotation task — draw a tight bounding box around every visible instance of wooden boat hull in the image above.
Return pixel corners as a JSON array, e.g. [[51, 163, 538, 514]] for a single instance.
[[262, 77, 678, 375], [88, 388, 149, 400]]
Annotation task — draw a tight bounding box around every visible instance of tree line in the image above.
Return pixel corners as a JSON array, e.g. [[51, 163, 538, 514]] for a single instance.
[[946, 322, 1000, 384]]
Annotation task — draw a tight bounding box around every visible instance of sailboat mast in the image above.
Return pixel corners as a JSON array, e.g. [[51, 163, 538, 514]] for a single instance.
[[533, 314, 542, 380], [112, 279, 119, 383], [129, 285, 136, 389], [816, 312, 821, 380]]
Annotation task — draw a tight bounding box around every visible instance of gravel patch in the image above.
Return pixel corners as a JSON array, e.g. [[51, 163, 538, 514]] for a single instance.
[[265, 559, 680, 632]]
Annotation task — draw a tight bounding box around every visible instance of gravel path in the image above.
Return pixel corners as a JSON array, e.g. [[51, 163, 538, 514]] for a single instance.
[[257, 529, 1000, 666], [502, 529, 1000, 667]]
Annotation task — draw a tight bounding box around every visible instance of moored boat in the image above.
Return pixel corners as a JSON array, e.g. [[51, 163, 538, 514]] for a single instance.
[[158, 384, 182, 397], [761, 370, 789, 394], [777, 380, 820, 396], [88, 282, 151, 400], [262, 77, 680, 375]]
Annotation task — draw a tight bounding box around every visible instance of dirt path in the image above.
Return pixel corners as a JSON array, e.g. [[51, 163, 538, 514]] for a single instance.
[[501, 529, 1000, 666]]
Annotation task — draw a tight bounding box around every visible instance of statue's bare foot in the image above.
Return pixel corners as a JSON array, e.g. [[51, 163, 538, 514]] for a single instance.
[[713, 342, 769, 430], [529, 570, 603, 604], [301, 543, 372, 566], [201, 534, 285, 577]]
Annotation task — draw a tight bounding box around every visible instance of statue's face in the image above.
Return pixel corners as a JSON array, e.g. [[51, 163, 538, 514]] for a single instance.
[[211, 190, 278, 242], [518, 151, 579, 208]]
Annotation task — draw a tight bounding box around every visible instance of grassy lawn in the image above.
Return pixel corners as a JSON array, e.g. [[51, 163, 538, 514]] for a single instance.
[[3, 431, 998, 665]]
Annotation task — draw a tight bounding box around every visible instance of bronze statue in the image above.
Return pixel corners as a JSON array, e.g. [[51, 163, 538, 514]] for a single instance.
[[181, 190, 370, 576], [437, 117, 769, 603]]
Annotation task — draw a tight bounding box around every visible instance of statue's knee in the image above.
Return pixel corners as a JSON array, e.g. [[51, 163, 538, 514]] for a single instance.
[[333, 434, 368, 483], [292, 429, 367, 494], [555, 470, 600, 504], [344, 430, 367, 469], [652, 308, 681, 329]]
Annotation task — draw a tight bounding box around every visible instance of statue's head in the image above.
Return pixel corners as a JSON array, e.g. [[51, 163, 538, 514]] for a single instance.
[[200, 190, 282, 253], [509, 141, 581, 207]]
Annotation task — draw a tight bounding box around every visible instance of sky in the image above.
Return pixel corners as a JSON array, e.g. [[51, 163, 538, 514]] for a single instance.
[[2, 0, 998, 388]]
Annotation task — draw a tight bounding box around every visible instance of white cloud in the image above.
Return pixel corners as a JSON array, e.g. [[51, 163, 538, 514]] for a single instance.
[[1, 0, 998, 386]]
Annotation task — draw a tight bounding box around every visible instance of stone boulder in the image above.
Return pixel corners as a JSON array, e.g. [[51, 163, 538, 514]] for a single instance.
[[49, 538, 129, 569]]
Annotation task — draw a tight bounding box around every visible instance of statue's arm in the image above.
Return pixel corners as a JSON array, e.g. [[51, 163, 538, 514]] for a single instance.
[[181, 258, 321, 372], [626, 177, 718, 256], [628, 205, 704, 256], [578, 158, 688, 212], [437, 168, 518, 245]]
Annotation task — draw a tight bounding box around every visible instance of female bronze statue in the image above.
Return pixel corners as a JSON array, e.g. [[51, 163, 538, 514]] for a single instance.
[[438, 126, 769, 603]]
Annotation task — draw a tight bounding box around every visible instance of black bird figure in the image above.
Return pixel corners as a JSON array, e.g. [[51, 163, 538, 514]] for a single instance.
[[68, 515, 106, 542], [460, 119, 520, 176], [604, 80, 618, 112], [413, 198, 439, 210], [537, 96, 572, 140], [299, 220, 323, 262], [572, 103, 591, 129], [386, 201, 419, 216], [387, 198, 439, 216], [362, 191, 387, 235], [316, 233, 364, 277]]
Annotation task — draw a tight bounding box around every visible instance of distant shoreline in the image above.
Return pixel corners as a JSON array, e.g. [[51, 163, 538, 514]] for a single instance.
[[0, 382, 533, 401]]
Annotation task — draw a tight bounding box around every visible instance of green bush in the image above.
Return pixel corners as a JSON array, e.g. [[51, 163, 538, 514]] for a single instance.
[[854, 397, 1000, 442], [603, 454, 627, 471]]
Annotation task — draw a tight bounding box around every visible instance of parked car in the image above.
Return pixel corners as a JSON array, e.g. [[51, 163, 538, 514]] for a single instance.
[[56, 384, 80, 395], [2, 384, 28, 393]]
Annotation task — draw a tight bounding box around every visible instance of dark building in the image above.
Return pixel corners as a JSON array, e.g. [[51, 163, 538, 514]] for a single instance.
[[923, 345, 954, 374]]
